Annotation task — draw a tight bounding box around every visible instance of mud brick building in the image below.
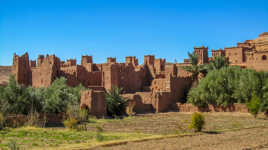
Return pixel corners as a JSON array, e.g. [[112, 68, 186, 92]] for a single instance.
[[12, 32, 268, 115]]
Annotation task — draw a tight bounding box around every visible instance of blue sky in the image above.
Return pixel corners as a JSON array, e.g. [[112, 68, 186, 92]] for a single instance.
[[0, 0, 268, 65]]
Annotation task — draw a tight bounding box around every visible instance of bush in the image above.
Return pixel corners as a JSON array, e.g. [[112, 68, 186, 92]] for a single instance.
[[0, 75, 33, 115], [95, 125, 104, 142], [63, 117, 78, 129], [105, 87, 126, 117], [42, 77, 82, 114], [0, 76, 84, 115], [96, 132, 104, 142], [66, 104, 80, 120], [187, 66, 268, 108], [25, 111, 40, 127], [246, 94, 261, 118], [79, 108, 89, 122], [189, 112, 205, 132], [7, 140, 20, 150], [0, 113, 5, 130]]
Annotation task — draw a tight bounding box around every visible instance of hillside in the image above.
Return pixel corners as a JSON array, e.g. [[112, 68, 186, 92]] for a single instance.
[[0, 66, 11, 86]]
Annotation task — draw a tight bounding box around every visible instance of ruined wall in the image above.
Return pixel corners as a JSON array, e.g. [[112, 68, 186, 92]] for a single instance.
[[122, 92, 154, 113], [31, 55, 61, 88], [80, 90, 106, 117]]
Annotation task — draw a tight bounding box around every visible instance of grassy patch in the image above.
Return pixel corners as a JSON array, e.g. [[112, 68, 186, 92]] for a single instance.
[[0, 126, 152, 150]]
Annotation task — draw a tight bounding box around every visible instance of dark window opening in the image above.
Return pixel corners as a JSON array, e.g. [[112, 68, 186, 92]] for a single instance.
[[262, 55, 267, 60]]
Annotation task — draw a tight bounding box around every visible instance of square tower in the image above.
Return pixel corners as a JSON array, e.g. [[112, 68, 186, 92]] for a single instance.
[[194, 46, 209, 64]]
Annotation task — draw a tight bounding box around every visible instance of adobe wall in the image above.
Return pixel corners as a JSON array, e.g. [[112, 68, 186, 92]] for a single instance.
[[245, 51, 268, 71], [31, 55, 61, 88], [225, 47, 245, 64], [211, 49, 225, 58], [194, 46, 209, 64], [12, 53, 31, 86], [80, 90, 106, 117], [122, 92, 154, 113], [177, 103, 248, 113]]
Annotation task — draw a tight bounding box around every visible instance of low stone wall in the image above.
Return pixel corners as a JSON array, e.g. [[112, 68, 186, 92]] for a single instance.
[[177, 103, 248, 113], [5, 113, 65, 127]]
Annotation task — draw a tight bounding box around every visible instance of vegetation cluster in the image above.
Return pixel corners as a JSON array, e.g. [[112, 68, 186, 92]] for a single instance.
[[185, 54, 268, 117]]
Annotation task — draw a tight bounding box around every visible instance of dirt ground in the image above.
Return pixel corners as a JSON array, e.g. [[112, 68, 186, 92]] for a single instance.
[[95, 127, 268, 150], [88, 112, 268, 135], [88, 112, 268, 150]]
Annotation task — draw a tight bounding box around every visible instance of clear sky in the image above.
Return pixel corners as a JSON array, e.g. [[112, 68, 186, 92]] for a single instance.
[[0, 0, 268, 66]]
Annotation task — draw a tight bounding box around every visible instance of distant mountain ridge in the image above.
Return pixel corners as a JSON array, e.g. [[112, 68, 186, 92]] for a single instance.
[[0, 66, 11, 86]]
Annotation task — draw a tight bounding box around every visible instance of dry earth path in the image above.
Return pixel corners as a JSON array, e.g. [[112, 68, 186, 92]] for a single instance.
[[93, 126, 268, 150]]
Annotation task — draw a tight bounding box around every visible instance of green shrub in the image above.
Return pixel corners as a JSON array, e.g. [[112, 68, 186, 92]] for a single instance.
[[95, 125, 104, 141], [187, 66, 267, 108], [189, 112, 205, 132], [206, 56, 229, 72], [95, 125, 103, 132], [42, 77, 82, 114], [0, 75, 33, 115], [79, 108, 89, 122], [66, 104, 80, 120], [63, 117, 78, 129], [25, 111, 40, 127], [105, 87, 126, 117], [7, 140, 20, 150], [246, 94, 261, 118], [96, 132, 104, 142], [0, 113, 5, 130]]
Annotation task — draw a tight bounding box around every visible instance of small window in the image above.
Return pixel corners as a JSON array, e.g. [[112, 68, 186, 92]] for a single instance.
[[262, 55, 267, 60]]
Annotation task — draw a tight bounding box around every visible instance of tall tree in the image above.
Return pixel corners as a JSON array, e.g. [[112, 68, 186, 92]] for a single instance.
[[206, 56, 229, 71], [183, 52, 205, 88]]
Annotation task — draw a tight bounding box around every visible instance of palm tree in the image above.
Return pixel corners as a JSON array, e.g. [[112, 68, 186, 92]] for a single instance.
[[206, 56, 229, 71], [183, 52, 205, 88], [105, 87, 126, 117]]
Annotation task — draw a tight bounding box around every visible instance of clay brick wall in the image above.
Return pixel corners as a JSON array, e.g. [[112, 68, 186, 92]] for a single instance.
[[154, 58, 166, 74], [30, 60, 36, 68], [246, 51, 268, 71], [122, 92, 154, 113], [107, 57, 116, 64], [194, 46, 209, 64], [37, 55, 44, 67], [12, 53, 31, 86], [225, 47, 244, 64], [80, 90, 106, 117], [165, 64, 177, 77], [152, 91, 172, 112], [102, 64, 119, 90], [177, 103, 248, 113], [60, 65, 102, 87], [211, 49, 225, 58], [144, 55, 155, 65], [125, 56, 138, 66], [31, 55, 61, 88]]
